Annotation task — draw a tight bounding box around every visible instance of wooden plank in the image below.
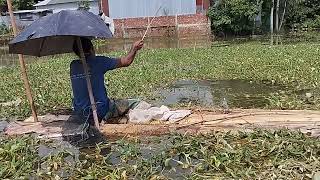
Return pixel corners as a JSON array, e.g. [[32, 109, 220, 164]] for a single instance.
[[4, 109, 320, 138]]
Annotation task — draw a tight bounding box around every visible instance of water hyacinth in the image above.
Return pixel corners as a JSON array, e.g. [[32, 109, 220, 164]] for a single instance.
[[0, 129, 319, 179], [0, 41, 319, 179], [0, 42, 319, 119]]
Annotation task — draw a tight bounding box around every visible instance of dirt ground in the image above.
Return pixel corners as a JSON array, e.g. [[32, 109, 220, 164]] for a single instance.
[[4, 109, 320, 139]]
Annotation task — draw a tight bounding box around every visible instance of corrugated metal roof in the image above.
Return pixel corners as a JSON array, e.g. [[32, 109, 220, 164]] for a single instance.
[[109, 0, 196, 19], [34, 0, 51, 6], [13, 9, 52, 14], [35, 0, 96, 7]]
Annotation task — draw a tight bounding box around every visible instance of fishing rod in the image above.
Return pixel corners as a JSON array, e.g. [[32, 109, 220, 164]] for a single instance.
[[142, 6, 163, 41]]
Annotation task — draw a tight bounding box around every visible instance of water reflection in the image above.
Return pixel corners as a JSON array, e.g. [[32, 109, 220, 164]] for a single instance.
[[158, 79, 290, 109], [96, 36, 212, 52], [1, 33, 319, 67], [0, 36, 212, 67]]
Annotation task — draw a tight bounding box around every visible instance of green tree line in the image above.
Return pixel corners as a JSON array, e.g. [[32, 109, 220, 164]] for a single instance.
[[0, 0, 91, 11], [208, 0, 320, 35], [0, 0, 39, 10], [0, 0, 318, 36]]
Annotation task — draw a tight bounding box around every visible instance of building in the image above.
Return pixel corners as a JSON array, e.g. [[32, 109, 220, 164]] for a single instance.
[[102, 0, 211, 38], [4, 0, 211, 38], [0, 9, 53, 28], [105, 0, 209, 19], [36, 0, 211, 38], [34, 0, 100, 15]]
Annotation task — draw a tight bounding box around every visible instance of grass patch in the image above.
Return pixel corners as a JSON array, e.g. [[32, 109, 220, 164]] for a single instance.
[[0, 129, 319, 179], [0, 42, 320, 119]]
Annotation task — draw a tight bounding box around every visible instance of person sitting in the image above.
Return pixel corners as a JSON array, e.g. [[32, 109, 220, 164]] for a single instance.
[[70, 38, 144, 124]]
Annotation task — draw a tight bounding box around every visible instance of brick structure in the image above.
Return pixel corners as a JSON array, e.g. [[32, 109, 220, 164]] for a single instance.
[[112, 14, 210, 38], [100, 0, 211, 38]]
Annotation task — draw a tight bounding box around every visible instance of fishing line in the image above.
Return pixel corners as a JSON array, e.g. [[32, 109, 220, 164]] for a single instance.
[[75, 101, 105, 145]]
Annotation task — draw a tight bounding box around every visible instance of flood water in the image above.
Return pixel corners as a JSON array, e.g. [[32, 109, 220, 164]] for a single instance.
[[0, 36, 212, 67], [1, 33, 319, 67], [158, 79, 291, 109], [96, 36, 212, 52]]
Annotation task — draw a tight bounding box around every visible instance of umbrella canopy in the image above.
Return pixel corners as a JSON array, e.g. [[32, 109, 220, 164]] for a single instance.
[[9, 10, 113, 57]]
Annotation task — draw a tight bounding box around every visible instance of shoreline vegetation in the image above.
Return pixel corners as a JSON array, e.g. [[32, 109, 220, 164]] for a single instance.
[[0, 41, 319, 179], [1, 129, 320, 179], [0, 42, 319, 119]]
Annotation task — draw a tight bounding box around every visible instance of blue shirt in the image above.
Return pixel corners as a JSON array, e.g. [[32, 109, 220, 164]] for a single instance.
[[70, 55, 118, 119]]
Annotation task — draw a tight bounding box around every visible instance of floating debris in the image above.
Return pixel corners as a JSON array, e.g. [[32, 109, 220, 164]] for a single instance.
[[222, 97, 230, 114], [0, 121, 8, 133], [0, 98, 22, 107]]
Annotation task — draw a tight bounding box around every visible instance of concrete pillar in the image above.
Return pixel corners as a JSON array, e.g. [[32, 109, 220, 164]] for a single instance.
[[203, 0, 210, 11], [101, 0, 109, 16], [196, 0, 210, 14], [196, 0, 203, 14], [175, 14, 179, 38]]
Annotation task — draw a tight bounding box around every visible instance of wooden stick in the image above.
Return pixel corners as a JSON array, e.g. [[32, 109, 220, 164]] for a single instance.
[[142, 6, 162, 40], [76, 37, 100, 130], [6, 0, 38, 122]]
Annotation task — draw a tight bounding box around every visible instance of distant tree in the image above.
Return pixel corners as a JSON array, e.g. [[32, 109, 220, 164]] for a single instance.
[[267, 0, 320, 32], [78, 0, 90, 11], [285, 0, 320, 29], [0, 0, 39, 11], [208, 0, 320, 34], [207, 0, 261, 35]]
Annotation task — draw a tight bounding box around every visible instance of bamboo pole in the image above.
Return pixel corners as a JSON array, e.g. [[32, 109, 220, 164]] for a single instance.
[[6, 0, 38, 122], [142, 6, 162, 40], [76, 37, 100, 130]]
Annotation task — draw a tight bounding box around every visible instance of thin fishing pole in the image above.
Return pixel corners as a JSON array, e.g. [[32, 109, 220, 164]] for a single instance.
[[142, 6, 163, 40]]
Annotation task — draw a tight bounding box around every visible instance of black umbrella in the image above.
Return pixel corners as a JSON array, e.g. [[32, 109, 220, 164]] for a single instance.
[[9, 10, 113, 129], [9, 10, 112, 56]]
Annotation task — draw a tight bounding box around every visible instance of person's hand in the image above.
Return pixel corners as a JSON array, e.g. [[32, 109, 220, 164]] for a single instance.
[[132, 40, 144, 51]]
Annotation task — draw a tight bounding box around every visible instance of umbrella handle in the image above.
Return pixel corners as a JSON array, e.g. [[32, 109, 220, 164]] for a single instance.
[[76, 37, 100, 130]]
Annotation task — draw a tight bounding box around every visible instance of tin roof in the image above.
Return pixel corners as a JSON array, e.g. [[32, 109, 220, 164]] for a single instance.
[[34, 0, 96, 7], [13, 9, 52, 14]]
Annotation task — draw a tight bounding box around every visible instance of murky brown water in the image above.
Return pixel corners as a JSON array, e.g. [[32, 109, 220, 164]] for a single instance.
[[1, 33, 319, 67], [158, 79, 293, 109], [96, 36, 212, 52]]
